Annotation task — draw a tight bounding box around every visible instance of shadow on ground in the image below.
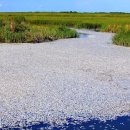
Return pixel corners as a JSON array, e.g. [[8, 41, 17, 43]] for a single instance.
[[2, 116, 130, 130]]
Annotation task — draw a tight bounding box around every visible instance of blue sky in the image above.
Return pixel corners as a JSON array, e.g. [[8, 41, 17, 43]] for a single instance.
[[0, 0, 130, 12]]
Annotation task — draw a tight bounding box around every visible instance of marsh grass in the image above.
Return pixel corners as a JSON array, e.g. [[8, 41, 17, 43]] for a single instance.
[[0, 16, 77, 43], [0, 25, 77, 43], [113, 31, 130, 47], [25, 25, 77, 43], [0, 13, 130, 45]]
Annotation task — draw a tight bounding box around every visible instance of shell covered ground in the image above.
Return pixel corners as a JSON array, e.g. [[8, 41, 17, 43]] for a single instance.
[[0, 30, 130, 128]]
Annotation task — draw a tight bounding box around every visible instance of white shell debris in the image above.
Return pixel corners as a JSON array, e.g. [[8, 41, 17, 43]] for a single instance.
[[0, 30, 130, 127]]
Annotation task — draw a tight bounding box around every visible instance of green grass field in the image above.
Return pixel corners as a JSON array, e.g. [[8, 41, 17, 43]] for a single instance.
[[0, 12, 130, 46]]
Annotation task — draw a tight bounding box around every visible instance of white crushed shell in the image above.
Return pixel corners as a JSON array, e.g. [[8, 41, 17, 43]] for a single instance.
[[0, 30, 130, 127]]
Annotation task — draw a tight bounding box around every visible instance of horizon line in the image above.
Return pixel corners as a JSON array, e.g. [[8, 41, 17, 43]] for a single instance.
[[0, 11, 130, 13]]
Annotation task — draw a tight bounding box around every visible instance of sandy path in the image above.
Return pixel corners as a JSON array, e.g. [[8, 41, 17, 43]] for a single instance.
[[0, 30, 130, 127]]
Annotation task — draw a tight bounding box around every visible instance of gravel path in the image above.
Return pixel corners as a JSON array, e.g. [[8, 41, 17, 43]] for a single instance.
[[0, 30, 130, 127]]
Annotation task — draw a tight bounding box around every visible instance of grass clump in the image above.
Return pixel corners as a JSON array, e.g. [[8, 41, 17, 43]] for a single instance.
[[0, 16, 29, 43], [113, 31, 130, 47], [101, 24, 122, 33], [52, 26, 77, 39], [26, 26, 77, 43], [0, 16, 77, 43]]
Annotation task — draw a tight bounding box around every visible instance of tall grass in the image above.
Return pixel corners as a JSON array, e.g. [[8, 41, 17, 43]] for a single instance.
[[0, 12, 130, 45], [30, 20, 101, 30], [0, 16, 77, 43], [113, 31, 130, 47]]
